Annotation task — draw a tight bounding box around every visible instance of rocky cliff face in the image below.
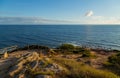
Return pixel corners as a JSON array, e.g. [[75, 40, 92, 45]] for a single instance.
[[0, 48, 119, 78], [0, 51, 65, 78]]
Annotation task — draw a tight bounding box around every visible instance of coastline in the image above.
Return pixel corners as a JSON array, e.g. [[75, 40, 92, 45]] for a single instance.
[[0, 44, 120, 78], [0, 44, 119, 54]]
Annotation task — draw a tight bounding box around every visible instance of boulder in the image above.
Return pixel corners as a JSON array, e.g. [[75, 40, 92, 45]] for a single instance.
[[4, 52, 8, 59], [46, 63, 64, 73], [18, 74, 25, 78], [35, 75, 52, 78]]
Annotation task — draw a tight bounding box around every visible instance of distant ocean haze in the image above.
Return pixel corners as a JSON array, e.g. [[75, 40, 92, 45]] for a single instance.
[[0, 25, 120, 50]]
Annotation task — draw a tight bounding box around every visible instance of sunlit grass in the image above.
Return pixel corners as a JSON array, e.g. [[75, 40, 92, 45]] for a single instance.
[[52, 58, 120, 78]]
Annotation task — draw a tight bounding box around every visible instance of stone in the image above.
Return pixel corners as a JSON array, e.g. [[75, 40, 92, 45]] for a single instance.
[[46, 63, 64, 73], [44, 58, 50, 61], [35, 75, 52, 78], [18, 74, 25, 78], [39, 60, 45, 65], [4, 52, 8, 59], [85, 60, 92, 66], [77, 58, 82, 62]]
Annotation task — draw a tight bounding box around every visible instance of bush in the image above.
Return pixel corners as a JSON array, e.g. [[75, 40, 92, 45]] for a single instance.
[[82, 50, 91, 57], [105, 52, 120, 75], [52, 58, 119, 78], [57, 44, 93, 55], [58, 44, 75, 51], [73, 47, 86, 54], [108, 52, 120, 65]]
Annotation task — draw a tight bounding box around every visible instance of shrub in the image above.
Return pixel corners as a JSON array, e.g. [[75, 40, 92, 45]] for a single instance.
[[18, 45, 50, 51], [108, 52, 120, 65], [52, 58, 119, 78], [57, 44, 93, 56], [73, 47, 86, 54], [105, 52, 120, 75], [82, 50, 91, 57], [58, 44, 75, 51]]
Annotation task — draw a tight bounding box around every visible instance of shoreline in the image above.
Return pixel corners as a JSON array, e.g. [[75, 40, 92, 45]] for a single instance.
[[0, 44, 120, 78], [0, 44, 119, 54]]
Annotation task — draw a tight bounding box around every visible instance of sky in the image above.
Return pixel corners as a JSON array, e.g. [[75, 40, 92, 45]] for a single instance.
[[0, 0, 120, 24]]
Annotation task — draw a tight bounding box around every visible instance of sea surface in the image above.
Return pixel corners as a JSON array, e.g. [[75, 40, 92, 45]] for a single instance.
[[0, 25, 120, 50]]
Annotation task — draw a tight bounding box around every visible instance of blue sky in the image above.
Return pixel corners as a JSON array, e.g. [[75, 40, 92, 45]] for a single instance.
[[0, 0, 120, 24]]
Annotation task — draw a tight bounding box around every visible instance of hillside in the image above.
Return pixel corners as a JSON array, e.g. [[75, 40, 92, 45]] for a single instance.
[[0, 44, 120, 78]]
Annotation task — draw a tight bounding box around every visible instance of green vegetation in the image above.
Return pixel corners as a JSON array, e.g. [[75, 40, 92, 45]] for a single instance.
[[73, 46, 86, 53], [25, 58, 54, 77], [1, 44, 120, 78], [104, 52, 120, 75], [57, 44, 88, 52], [108, 52, 120, 64], [52, 58, 119, 78], [58, 44, 75, 51], [57, 44, 93, 57], [82, 49, 91, 57]]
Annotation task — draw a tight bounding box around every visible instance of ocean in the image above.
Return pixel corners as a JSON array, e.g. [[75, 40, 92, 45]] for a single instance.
[[0, 25, 120, 50]]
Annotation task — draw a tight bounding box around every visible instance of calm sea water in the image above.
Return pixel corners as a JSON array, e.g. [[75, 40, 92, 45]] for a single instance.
[[0, 25, 120, 50]]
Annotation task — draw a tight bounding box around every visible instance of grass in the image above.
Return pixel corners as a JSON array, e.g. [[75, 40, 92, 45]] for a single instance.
[[52, 57, 120, 78], [33, 70, 54, 76], [57, 44, 75, 51], [25, 58, 55, 76], [56, 44, 92, 56], [104, 52, 120, 76], [2, 44, 120, 78]]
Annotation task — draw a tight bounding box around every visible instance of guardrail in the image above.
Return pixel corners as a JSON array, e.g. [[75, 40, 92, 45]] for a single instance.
[[0, 45, 18, 54]]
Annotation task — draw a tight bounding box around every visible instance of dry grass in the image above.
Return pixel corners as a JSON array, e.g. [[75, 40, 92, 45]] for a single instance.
[[52, 57, 120, 78]]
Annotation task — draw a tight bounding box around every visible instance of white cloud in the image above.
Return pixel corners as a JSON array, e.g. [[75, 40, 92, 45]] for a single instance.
[[83, 16, 120, 24], [0, 17, 77, 24], [85, 10, 94, 17], [0, 16, 120, 25], [84, 10, 120, 24]]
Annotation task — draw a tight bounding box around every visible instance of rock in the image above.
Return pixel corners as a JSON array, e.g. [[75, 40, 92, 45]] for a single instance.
[[4, 52, 8, 59], [35, 75, 52, 78], [39, 60, 45, 66], [46, 63, 64, 73], [44, 58, 50, 61], [18, 74, 25, 78], [77, 58, 82, 62], [8, 52, 40, 77], [85, 60, 92, 66], [30, 60, 39, 70]]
